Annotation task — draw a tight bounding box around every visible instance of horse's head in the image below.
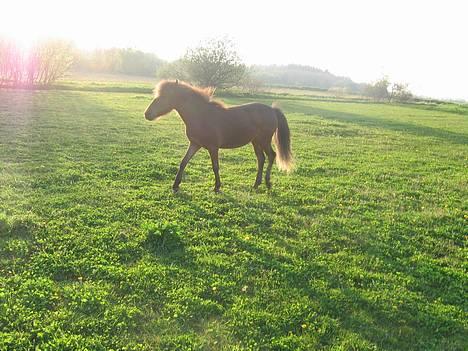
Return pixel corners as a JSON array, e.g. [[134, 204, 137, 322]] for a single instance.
[[144, 80, 179, 121]]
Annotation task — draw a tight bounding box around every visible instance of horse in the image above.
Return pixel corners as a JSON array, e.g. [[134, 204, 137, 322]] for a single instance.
[[144, 80, 293, 192]]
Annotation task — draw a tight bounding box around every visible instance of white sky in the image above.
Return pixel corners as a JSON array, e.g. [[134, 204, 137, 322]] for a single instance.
[[2, 0, 467, 100]]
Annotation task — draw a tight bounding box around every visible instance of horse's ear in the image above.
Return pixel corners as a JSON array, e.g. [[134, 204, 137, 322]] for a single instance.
[[175, 79, 179, 84]]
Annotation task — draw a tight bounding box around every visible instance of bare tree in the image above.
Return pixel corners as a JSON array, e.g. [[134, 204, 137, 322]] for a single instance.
[[0, 39, 23, 86], [182, 38, 246, 89], [0, 39, 74, 86], [34, 40, 74, 85]]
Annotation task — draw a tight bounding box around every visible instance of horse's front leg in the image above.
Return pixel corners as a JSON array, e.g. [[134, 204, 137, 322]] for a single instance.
[[208, 147, 221, 192], [173, 142, 201, 192]]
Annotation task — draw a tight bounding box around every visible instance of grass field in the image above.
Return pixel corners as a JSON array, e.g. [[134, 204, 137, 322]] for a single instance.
[[0, 82, 467, 350]]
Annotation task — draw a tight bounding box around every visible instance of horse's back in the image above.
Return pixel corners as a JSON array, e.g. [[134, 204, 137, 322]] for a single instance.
[[210, 103, 277, 148], [227, 102, 276, 124], [227, 102, 273, 114]]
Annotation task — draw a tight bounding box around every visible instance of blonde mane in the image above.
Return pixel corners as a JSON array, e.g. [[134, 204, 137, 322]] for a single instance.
[[154, 80, 225, 108]]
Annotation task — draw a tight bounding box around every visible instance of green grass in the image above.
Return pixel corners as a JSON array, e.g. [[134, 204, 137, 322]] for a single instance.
[[0, 84, 467, 350]]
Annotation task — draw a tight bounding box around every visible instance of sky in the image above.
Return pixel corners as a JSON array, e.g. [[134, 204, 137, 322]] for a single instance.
[[2, 0, 467, 100]]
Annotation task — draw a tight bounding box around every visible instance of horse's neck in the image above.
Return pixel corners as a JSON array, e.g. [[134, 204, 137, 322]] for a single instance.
[[174, 97, 214, 126]]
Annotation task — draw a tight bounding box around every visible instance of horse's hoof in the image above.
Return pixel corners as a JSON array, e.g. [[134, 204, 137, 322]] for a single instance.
[[214, 188, 222, 194], [266, 183, 272, 189], [172, 187, 180, 194]]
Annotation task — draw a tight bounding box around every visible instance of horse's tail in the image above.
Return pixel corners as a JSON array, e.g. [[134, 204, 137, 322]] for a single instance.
[[273, 106, 294, 172]]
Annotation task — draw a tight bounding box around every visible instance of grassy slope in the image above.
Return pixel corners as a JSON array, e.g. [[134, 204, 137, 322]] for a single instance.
[[0, 85, 467, 350]]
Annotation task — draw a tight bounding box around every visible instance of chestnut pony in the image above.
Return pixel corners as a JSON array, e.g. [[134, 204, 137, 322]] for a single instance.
[[144, 80, 293, 192]]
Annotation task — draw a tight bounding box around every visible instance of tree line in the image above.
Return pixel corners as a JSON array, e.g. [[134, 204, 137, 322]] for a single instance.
[[249, 64, 363, 92], [74, 48, 165, 76], [0, 37, 413, 101]]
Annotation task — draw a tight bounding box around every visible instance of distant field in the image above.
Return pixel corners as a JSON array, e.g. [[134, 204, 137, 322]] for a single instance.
[[57, 73, 370, 102], [0, 80, 467, 350], [65, 71, 157, 83], [262, 86, 366, 100]]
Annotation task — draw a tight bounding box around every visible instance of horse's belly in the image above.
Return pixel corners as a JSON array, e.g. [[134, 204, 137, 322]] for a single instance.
[[219, 130, 255, 148], [220, 140, 250, 148]]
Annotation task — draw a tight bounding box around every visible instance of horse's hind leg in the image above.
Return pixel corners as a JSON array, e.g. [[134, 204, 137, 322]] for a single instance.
[[252, 142, 265, 188], [264, 144, 276, 189]]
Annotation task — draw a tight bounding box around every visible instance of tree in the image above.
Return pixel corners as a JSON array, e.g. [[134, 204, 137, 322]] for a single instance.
[[182, 38, 246, 88], [364, 77, 413, 102], [364, 77, 391, 101], [390, 82, 412, 102]]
